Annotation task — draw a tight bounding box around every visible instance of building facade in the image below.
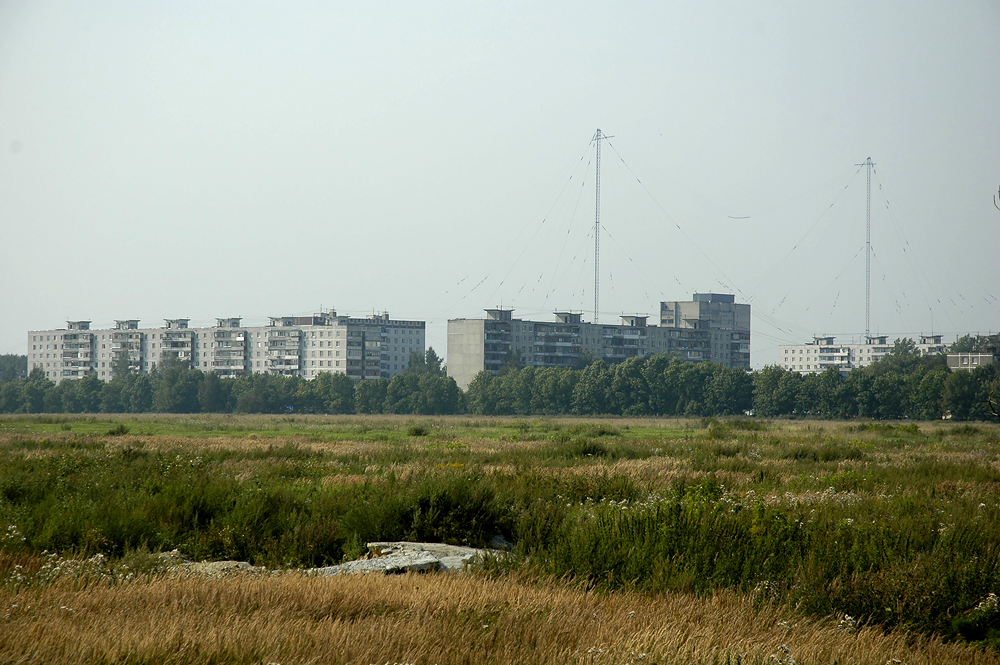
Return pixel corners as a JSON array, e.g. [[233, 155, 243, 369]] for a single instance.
[[778, 334, 947, 375], [660, 293, 751, 369], [27, 311, 425, 383], [947, 352, 999, 372], [447, 307, 715, 391]]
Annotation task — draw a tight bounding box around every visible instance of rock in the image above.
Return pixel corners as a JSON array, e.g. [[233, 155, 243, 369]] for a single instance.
[[307, 551, 443, 576], [160, 539, 511, 578], [156, 549, 187, 565], [306, 541, 494, 576]]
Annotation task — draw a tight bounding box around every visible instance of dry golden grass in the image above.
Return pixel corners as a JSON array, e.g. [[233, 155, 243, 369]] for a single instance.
[[1, 572, 995, 665]]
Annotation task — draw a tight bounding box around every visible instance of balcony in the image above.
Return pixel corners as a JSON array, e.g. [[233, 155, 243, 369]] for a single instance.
[[268, 353, 301, 361]]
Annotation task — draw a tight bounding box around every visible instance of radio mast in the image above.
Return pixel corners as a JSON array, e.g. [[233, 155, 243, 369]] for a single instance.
[[856, 157, 875, 338], [592, 129, 612, 323]]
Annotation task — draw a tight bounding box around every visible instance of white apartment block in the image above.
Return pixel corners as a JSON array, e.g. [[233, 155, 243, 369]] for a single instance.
[[778, 334, 947, 375], [27, 310, 425, 383]]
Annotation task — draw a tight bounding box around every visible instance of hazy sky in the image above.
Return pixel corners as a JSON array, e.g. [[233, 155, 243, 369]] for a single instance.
[[2, 1, 998, 367]]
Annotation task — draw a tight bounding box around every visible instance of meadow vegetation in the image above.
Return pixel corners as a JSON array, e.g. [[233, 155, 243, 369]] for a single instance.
[[3, 572, 995, 665], [2, 414, 1000, 663]]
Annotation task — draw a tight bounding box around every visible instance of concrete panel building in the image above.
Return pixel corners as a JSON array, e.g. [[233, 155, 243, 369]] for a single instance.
[[447, 307, 714, 391], [660, 293, 751, 369], [27, 310, 424, 383], [947, 352, 999, 372]]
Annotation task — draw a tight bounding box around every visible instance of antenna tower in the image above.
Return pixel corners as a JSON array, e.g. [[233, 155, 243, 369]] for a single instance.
[[856, 157, 875, 338], [592, 129, 612, 323]]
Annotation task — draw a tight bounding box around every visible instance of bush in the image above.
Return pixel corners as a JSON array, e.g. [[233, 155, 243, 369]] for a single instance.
[[106, 423, 131, 436]]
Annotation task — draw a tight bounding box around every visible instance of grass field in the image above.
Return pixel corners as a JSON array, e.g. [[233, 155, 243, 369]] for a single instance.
[[2, 414, 1000, 663]]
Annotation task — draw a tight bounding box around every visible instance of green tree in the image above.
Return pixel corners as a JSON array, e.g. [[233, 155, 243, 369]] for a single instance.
[[405, 347, 447, 377], [152, 358, 203, 413], [0, 380, 24, 412], [125, 374, 154, 412], [705, 366, 754, 416], [355, 378, 388, 414], [814, 367, 847, 417], [754, 365, 788, 416], [951, 334, 1000, 354], [419, 374, 462, 414], [942, 370, 978, 420], [500, 366, 536, 414], [951, 335, 978, 353], [890, 337, 918, 356], [0, 354, 27, 381], [384, 372, 463, 415], [74, 375, 103, 412], [230, 373, 300, 413], [43, 380, 67, 413], [529, 367, 578, 414], [572, 361, 611, 415], [296, 372, 355, 414], [849, 368, 878, 418], [871, 372, 907, 419], [197, 373, 228, 413], [674, 361, 718, 416], [910, 366, 948, 419], [423, 347, 445, 376], [22, 368, 51, 413], [609, 357, 650, 416], [573, 350, 598, 370], [464, 372, 496, 415], [969, 365, 999, 421], [643, 355, 681, 415], [98, 346, 153, 413]]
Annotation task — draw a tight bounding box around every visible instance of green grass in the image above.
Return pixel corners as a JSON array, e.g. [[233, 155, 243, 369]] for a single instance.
[[2, 415, 1000, 648]]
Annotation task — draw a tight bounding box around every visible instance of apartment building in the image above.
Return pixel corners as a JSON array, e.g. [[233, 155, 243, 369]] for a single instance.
[[947, 352, 999, 372], [660, 293, 751, 369], [447, 308, 713, 390], [778, 333, 947, 375], [26, 310, 425, 383]]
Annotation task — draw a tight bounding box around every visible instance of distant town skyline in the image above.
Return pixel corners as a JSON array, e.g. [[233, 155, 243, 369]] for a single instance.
[[2, 2, 998, 367]]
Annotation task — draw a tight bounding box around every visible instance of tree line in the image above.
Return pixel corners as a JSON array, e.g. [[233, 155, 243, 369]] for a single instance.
[[0, 349, 461, 416], [1, 341, 997, 420]]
